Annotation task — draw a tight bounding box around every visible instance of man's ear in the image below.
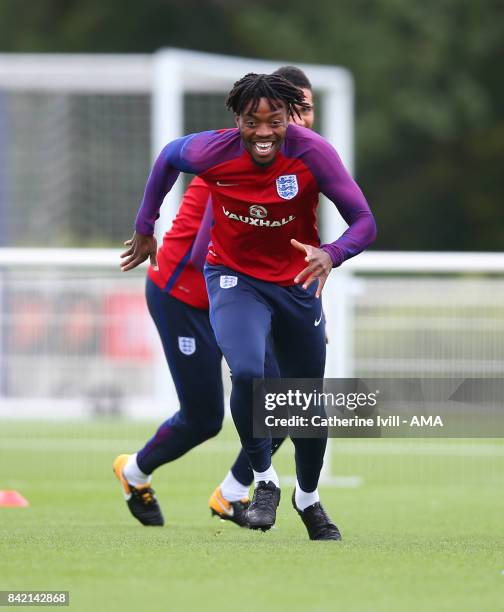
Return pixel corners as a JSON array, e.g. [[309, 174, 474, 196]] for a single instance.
[[234, 114, 240, 128]]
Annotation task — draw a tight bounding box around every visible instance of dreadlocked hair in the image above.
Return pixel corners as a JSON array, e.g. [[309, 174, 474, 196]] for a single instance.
[[225, 73, 310, 120]]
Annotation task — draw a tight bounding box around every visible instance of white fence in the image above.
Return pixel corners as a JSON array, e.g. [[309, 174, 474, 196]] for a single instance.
[[1, 249, 503, 420]]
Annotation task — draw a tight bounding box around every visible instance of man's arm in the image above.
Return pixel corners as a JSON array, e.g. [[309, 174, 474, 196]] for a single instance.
[[121, 175, 213, 272], [294, 132, 376, 267], [120, 134, 203, 272], [312, 139, 377, 266], [121, 129, 242, 272], [290, 129, 377, 296], [288, 127, 376, 266], [135, 135, 200, 237]]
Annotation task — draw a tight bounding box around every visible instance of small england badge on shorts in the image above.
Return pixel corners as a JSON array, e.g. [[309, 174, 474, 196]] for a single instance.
[[220, 275, 238, 289], [178, 336, 196, 355], [276, 174, 298, 200]]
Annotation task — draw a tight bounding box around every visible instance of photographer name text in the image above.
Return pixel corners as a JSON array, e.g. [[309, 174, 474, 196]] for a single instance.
[[264, 414, 444, 428]]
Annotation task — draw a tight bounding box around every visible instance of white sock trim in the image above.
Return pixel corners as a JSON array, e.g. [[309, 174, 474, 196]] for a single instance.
[[253, 465, 279, 488], [295, 480, 320, 511], [220, 471, 250, 502], [123, 453, 151, 487]]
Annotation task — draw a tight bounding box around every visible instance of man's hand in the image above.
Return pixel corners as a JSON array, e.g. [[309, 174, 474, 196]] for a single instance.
[[120, 232, 158, 272], [291, 238, 333, 298]]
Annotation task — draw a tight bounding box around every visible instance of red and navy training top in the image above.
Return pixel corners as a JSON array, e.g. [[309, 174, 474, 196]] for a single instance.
[[137, 124, 376, 287]]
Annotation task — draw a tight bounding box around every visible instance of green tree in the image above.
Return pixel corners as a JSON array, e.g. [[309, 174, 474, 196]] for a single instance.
[[223, 0, 504, 250]]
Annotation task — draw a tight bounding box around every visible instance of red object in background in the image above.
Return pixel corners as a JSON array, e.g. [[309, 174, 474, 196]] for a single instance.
[[65, 300, 96, 350], [10, 297, 51, 351], [102, 293, 154, 362], [0, 490, 29, 507]]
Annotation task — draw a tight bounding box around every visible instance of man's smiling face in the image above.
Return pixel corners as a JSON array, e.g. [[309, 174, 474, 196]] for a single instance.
[[236, 97, 289, 167]]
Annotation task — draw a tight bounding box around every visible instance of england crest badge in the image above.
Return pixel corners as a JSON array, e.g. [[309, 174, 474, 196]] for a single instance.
[[276, 174, 298, 200], [178, 336, 196, 355], [220, 275, 238, 289]]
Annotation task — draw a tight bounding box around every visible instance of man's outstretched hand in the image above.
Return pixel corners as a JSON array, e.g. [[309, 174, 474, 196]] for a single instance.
[[120, 232, 158, 272], [291, 238, 333, 298]]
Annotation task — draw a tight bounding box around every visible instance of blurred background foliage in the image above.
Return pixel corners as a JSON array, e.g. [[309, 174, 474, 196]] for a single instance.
[[1, 0, 502, 251]]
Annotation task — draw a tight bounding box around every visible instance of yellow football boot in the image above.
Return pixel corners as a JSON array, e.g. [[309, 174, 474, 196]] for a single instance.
[[209, 486, 250, 527], [112, 454, 164, 526]]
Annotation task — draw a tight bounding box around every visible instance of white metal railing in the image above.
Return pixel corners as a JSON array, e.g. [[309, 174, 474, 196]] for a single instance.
[[0, 249, 503, 419], [2, 248, 503, 271]]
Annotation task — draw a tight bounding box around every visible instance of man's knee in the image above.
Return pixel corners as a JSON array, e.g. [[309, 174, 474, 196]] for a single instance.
[[230, 356, 264, 384], [189, 409, 224, 443], [198, 418, 223, 441]]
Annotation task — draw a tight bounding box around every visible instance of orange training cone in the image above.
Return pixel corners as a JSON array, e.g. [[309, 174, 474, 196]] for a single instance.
[[0, 490, 29, 507]]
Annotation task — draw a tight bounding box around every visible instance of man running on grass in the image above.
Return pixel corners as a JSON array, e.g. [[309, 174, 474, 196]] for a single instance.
[[120, 72, 376, 539]]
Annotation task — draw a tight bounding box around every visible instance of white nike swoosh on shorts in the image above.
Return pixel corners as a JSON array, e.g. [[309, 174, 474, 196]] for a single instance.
[[314, 313, 323, 326]]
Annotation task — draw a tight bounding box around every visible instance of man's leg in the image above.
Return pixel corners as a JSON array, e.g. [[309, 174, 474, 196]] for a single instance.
[[271, 286, 341, 540], [205, 266, 282, 531], [113, 278, 225, 526], [271, 284, 327, 493], [218, 340, 284, 498], [137, 278, 224, 471], [205, 266, 273, 473], [226, 438, 284, 490]]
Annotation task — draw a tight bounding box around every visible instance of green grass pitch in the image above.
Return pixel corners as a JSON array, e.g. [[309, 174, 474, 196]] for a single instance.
[[1, 420, 503, 612]]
